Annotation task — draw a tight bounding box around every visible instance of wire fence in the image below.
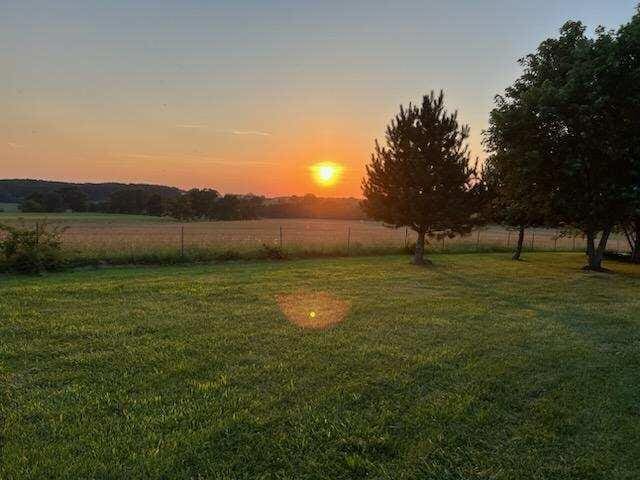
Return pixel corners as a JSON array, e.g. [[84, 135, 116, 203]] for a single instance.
[[9, 218, 632, 256]]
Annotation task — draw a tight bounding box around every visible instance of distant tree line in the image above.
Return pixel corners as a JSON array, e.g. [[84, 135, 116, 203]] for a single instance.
[[0, 179, 181, 203], [17, 185, 367, 221], [21, 187, 90, 213], [362, 7, 640, 269]]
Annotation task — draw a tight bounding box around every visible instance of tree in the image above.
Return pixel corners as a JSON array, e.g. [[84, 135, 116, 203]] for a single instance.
[[483, 95, 554, 260], [621, 216, 640, 263], [486, 17, 640, 270], [107, 188, 149, 214], [186, 189, 219, 219], [614, 8, 640, 263], [362, 91, 481, 265], [167, 195, 195, 221], [19, 193, 45, 212], [57, 186, 88, 212], [145, 193, 164, 217]]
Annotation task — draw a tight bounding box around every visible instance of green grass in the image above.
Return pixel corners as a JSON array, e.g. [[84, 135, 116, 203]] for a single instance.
[[1, 253, 639, 479], [0, 203, 19, 212], [0, 211, 173, 223]]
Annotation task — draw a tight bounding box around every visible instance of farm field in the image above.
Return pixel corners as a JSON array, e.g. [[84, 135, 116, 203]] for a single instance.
[[0, 203, 19, 212], [1, 253, 639, 479], [1, 213, 630, 264]]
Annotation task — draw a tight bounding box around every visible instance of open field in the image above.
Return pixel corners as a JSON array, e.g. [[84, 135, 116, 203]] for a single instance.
[[0, 203, 19, 212], [0, 214, 632, 266], [1, 253, 639, 479]]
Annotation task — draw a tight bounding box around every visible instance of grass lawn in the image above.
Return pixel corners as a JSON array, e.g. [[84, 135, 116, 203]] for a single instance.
[[1, 253, 639, 479]]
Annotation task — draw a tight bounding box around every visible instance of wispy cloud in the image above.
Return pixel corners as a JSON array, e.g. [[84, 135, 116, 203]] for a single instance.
[[231, 130, 271, 137], [174, 125, 272, 137], [118, 152, 277, 166], [7, 142, 24, 149]]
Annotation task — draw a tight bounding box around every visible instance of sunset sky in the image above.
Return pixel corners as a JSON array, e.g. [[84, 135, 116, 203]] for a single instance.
[[2, 1, 637, 197]]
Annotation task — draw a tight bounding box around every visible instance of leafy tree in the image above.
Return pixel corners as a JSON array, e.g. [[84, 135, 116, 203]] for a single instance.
[[107, 188, 149, 214], [43, 192, 65, 212], [487, 16, 640, 270], [621, 217, 640, 263], [186, 189, 219, 219], [167, 195, 195, 221], [483, 95, 554, 260], [19, 194, 45, 212], [145, 193, 165, 217], [614, 8, 640, 262], [362, 91, 481, 265], [57, 186, 88, 212]]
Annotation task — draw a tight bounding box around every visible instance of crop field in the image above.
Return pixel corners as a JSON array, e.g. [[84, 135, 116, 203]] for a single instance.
[[1, 253, 639, 479], [0, 213, 630, 264], [0, 203, 19, 212]]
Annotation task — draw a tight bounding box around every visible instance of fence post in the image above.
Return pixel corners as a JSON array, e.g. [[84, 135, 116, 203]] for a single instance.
[[180, 225, 185, 257], [573, 235, 576, 251], [507, 231, 511, 248], [347, 227, 351, 255], [279, 226, 283, 248], [475, 230, 480, 251], [442, 236, 445, 251], [554, 232, 558, 251], [404, 227, 408, 248], [531, 231, 535, 251]]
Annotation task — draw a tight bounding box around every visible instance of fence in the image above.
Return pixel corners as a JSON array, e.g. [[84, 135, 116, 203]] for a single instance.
[[6, 218, 632, 257]]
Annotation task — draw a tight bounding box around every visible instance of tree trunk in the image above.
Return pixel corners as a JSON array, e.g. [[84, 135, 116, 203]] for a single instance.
[[512, 226, 525, 260], [584, 226, 612, 271], [412, 230, 429, 265], [632, 238, 640, 263], [630, 220, 640, 263]]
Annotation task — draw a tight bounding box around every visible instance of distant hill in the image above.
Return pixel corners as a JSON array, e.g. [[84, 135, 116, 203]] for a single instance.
[[0, 179, 184, 203]]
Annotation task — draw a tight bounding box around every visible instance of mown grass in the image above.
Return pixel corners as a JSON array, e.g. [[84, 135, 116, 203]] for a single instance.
[[1, 253, 639, 479]]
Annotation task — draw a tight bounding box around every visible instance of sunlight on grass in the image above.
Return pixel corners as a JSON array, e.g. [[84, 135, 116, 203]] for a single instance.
[[276, 290, 350, 329]]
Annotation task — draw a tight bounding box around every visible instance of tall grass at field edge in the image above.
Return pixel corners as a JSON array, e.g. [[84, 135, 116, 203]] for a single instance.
[[0, 242, 588, 272]]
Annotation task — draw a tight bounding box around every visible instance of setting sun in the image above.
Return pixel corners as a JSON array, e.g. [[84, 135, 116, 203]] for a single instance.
[[311, 162, 343, 187]]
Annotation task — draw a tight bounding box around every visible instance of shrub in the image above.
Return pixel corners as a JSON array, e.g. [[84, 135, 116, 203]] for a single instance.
[[215, 250, 242, 261], [260, 243, 287, 260], [0, 222, 66, 273]]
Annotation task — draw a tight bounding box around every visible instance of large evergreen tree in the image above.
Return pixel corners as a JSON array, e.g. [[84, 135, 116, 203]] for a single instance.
[[362, 91, 481, 265]]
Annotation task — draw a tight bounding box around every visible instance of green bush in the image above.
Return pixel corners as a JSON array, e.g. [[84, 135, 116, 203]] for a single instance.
[[0, 222, 66, 273], [260, 243, 287, 260]]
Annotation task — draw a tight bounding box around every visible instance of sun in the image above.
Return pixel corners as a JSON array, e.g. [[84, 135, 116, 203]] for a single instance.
[[311, 161, 343, 187]]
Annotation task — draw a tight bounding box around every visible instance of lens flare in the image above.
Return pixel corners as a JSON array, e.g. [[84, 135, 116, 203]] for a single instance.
[[311, 162, 343, 187], [277, 290, 349, 329]]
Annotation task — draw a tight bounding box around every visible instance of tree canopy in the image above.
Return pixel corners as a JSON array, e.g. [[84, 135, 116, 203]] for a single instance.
[[362, 91, 481, 265], [484, 10, 640, 270]]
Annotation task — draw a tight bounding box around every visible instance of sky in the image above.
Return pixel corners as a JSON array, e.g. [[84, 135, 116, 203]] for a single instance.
[[1, 0, 638, 197]]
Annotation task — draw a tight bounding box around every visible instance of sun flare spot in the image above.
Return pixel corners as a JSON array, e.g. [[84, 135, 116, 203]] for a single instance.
[[311, 162, 343, 187], [277, 291, 350, 330]]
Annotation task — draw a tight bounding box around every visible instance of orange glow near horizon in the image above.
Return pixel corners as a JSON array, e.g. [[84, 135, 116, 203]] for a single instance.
[[311, 161, 343, 188]]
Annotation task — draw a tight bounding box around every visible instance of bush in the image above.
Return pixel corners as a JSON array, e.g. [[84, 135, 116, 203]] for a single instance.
[[215, 250, 242, 261], [0, 222, 66, 273], [260, 243, 287, 260]]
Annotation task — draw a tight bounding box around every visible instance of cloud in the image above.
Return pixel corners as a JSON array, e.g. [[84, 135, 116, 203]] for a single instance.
[[7, 142, 23, 149], [231, 130, 271, 137], [175, 125, 271, 137], [118, 152, 277, 166]]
